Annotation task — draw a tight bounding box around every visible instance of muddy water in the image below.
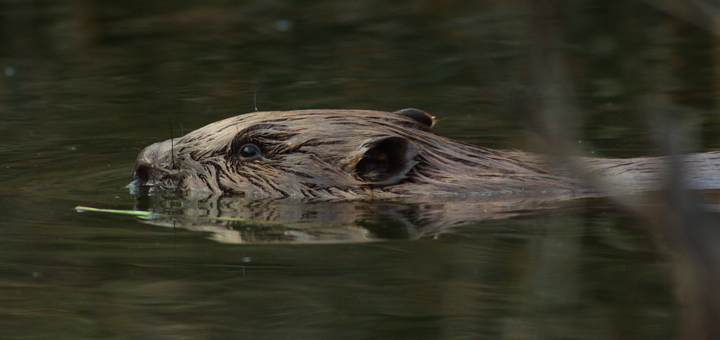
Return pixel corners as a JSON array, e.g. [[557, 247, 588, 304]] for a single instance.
[[2, 1, 718, 339]]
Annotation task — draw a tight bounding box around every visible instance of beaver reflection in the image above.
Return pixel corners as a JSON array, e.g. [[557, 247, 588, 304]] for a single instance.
[[130, 109, 720, 200]]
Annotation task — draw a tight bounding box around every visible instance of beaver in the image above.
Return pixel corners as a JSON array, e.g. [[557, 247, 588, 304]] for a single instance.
[[130, 109, 720, 199]]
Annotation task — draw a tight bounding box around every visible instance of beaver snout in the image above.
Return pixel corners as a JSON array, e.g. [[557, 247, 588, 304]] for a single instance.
[[130, 139, 177, 188]]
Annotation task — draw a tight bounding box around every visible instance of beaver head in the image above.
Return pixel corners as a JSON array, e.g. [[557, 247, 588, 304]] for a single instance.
[[131, 109, 574, 199]]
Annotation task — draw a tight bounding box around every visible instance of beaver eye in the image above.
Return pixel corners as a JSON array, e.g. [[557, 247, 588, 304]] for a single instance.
[[238, 143, 263, 161]]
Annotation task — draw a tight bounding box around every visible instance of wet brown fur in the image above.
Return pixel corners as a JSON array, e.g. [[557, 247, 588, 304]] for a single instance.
[[132, 109, 720, 199]]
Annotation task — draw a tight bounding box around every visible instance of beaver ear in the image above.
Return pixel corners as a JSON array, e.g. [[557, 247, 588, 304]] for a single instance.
[[394, 108, 436, 129], [355, 136, 418, 187]]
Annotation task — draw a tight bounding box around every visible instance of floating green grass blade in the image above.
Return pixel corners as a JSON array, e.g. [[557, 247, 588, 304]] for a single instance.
[[74, 206, 155, 216]]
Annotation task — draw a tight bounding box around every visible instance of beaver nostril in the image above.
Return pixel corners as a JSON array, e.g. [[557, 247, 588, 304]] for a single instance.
[[132, 164, 150, 185]]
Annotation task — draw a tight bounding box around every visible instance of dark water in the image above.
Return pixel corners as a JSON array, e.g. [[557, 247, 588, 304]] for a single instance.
[[2, 1, 718, 339]]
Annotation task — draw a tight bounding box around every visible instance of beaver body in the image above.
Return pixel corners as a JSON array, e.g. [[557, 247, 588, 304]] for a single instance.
[[131, 109, 720, 199]]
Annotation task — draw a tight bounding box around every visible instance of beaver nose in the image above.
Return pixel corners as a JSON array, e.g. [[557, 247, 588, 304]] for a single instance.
[[132, 163, 151, 186], [130, 139, 174, 187]]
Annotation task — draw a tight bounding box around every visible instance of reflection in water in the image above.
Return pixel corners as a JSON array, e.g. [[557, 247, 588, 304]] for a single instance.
[[132, 192, 582, 244]]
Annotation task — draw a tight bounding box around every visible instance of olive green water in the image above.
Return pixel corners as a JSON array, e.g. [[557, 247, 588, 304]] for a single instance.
[[1, 1, 718, 339]]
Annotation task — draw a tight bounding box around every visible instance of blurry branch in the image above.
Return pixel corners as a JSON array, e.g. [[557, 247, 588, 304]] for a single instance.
[[642, 0, 720, 36], [525, 0, 646, 205], [525, 0, 720, 339]]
